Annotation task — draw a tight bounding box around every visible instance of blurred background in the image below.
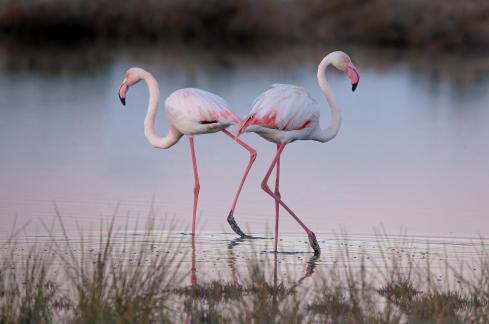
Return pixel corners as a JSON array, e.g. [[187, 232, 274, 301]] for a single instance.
[[0, 0, 488, 236]]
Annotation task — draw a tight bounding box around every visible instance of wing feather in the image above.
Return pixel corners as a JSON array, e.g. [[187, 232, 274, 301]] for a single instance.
[[241, 84, 319, 132], [165, 88, 239, 124]]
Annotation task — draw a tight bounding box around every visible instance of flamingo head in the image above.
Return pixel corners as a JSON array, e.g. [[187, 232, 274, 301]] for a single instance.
[[330, 51, 360, 92], [118, 67, 146, 106]]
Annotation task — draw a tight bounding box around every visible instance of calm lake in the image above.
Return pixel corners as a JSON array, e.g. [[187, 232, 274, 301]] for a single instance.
[[1, 44, 488, 238]]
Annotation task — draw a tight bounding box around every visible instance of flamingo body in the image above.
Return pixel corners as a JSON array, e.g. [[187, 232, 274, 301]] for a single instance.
[[238, 84, 320, 144], [165, 88, 240, 135]]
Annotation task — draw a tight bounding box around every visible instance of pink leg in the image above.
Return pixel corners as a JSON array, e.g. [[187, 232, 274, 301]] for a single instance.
[[274, 144, 281, 253], [222, 129, 257, 237], [261, 144, 321, 256], [188, 136, 200, 235]]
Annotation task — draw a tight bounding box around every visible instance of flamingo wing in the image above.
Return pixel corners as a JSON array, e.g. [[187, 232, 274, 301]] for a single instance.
[[166, 88, 240, 125], [238, 84, 319, 134]]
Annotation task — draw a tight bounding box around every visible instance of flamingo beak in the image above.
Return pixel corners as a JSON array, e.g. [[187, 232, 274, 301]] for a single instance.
[[118, 80, 128, 106], [346, 63, 360, 92]]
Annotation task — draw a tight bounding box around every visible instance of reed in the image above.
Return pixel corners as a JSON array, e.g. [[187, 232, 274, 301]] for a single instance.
[[0, 217, 488, 323]]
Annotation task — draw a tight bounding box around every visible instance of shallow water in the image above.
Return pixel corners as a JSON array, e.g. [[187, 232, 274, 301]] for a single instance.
[[3, 230, 488, 287], [1, 44, 489, 238]]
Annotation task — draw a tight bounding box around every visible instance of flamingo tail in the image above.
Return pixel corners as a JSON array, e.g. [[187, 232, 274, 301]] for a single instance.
[[236, 114, 254, 139]]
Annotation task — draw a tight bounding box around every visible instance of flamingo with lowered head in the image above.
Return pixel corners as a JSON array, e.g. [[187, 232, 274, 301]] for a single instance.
[[236, 51, 360, 256], [118, 67, 256, 237]]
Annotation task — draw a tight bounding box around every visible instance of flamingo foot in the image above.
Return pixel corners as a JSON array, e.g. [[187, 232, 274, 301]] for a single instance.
[[227, 211, 252, 238], [308, 232, 321, 256]]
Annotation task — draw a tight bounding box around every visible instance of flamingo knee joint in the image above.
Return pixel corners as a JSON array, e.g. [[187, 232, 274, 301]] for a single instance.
[[250, 151, 257, 162]]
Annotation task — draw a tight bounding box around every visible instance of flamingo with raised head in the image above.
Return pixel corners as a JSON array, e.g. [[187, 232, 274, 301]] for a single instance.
[[118, 67, 256, 237], [236, 51, 360, 256]]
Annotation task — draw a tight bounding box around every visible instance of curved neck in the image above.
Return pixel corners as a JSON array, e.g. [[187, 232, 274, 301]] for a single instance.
[[312, 55, 342, 143], [141, 72, 181, 149]]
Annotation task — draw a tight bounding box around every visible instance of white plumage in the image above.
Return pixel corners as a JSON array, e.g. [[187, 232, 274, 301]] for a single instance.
[[165, 88, 240, 135], [237, 84, 320, 143], [250, 84, 319, 130]]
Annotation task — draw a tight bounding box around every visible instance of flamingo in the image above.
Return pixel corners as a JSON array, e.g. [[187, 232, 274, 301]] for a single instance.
[[236, 51, 360, 256], [118, 67, 256, 237]]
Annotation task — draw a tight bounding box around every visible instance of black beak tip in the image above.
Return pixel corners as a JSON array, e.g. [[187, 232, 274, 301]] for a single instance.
[[119, 96, 126, 106], [352, 82, 358, 92]]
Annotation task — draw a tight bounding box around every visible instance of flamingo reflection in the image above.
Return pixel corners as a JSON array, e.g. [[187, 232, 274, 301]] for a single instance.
[[185, 234, 319, 322]]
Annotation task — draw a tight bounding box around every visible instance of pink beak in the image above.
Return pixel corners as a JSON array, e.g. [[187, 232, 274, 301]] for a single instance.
[[118, 79, 128, 106], [346, 62, 360, 92]]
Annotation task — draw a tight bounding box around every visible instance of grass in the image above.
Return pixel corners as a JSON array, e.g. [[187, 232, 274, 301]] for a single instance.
[[0, 216, 488, 323], [0, 0, 488, 49]]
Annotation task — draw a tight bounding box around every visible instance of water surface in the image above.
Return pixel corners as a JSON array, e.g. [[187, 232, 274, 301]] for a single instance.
[[3, 231, 487, 287], [1, 44, 488, 237]]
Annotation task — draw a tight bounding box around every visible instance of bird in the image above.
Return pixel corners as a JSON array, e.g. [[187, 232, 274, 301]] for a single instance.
[[118, 67, 256, 237], [236, 51, 360, 256]]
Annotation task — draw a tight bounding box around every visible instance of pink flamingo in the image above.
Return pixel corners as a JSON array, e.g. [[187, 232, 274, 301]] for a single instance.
[[236, 51, 360, 256], [118, 67, 256, 237]]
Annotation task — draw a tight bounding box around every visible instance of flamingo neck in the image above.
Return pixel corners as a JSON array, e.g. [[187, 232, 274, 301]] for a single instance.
[[141, 71, 181, 149], [312, 54, 342, 143]]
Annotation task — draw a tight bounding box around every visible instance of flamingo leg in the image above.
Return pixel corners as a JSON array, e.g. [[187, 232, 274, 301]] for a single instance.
[[261, 144, 321, 256], [274, 144, 281, 253], [188, 136, 200, 235], [222, 129, 257, 238]]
